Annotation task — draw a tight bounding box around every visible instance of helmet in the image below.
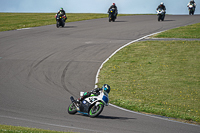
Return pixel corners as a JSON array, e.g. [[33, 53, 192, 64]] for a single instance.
[[102, 84, 110, 94], [113, 3, 115, 6], [161, 2, 164, 5], [60, 7, 63, 10]]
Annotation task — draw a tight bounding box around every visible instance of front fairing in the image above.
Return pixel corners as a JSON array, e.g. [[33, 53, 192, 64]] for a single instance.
[[56, 14, 63, 21], [85, 91, 109, 106], [157, 8, 164, 15], [109, 8, 115, 15]]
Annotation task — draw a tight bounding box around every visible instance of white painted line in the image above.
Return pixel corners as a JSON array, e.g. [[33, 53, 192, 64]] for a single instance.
[[109, 103, 199, 127], [17, 28, 31, 30], [0, 115, 106, 133]]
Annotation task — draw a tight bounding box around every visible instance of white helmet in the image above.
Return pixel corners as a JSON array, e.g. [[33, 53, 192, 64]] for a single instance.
[[161, 2, 164, 5]]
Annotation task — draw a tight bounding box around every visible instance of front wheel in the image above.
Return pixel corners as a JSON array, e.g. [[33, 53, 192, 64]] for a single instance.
[[88, 104, 104, 118], [192, 11, 194, 15], [62, 20, 65, 27], [56, 21, 59, 28], [158, 15, 161, 21], [109, 16, 111, 22], [161, 15, 165, 21], [68, 103, 77, 114]]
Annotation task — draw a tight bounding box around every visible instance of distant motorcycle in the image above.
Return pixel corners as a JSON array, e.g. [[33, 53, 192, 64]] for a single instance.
[[68, 90, 109, 118], [55, 13, 66, 28], [157, 8, 165, 21], [188, 4, 195, 15], [108, 8, 116, 22]]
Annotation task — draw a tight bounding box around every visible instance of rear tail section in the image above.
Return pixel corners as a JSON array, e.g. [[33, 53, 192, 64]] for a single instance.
[[70, 96, 75, 102]]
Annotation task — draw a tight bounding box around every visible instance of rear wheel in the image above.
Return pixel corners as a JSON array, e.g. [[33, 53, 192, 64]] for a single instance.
[[68, 103, 77, 114], [88, 104, 104, 118]]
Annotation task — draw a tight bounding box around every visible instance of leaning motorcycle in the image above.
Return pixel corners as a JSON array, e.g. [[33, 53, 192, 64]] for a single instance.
[[108, 8, 116, 22], [55, 13, 66, 28], [68, 90, 109, 118], [157, 8, 165, 21], [188, 4, 195, 15]]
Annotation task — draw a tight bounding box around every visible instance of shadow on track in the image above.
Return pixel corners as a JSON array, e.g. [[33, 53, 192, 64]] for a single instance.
[[63, 26, 77, 28], [163, 20, 175, 22], [75, 114, 136, 120], [97, 115, 136, 120], [113, 21, 127, 22]]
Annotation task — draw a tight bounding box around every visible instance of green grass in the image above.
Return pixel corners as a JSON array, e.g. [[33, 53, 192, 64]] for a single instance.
[[154, 23, 200, 38], [97, 40, 200, 123], [0, 124, 76, 133], [97, 23, 200, 124], [0, 13, 134, 32]]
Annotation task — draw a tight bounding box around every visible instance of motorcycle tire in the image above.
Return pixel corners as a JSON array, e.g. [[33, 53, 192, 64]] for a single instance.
[[158, 15, 161, 21], [68, 103, 77, 114], [56, 22, 59, 28], [88, 104, 104, 118], [109, 17, 111, 22], [161, 16, 164, 21], [62, 23, 65, 27], [189, 10, 194, 15]]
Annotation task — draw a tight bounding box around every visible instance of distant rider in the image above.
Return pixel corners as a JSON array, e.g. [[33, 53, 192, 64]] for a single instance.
[[108, 3, 118, 18], [76, 84, 111, 104], [157, 2, 166, 16], [187, 0, 196, 11], [157, 2, 166, 11], [57, 7, 67, 21]]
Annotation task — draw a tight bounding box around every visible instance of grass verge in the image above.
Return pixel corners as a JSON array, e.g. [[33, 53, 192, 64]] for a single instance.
[[0, 13, 134, 32], [153, 23, 200, 38], [97, 40, 200, 124], [0, 124, 76, 133], [97, 22, 200, 124]]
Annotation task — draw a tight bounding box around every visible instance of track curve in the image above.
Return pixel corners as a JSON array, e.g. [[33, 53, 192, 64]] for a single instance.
[[0, 15, 200, 133]]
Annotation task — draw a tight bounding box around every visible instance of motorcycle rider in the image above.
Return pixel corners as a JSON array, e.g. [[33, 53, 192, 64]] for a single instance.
[[76, 84, 111, 104], [108, 3, 118, 18], [187, 0, 196, 11], [157, 2, 166, 11], [57, 7, 67, 22], [156, 2, 166, 17]]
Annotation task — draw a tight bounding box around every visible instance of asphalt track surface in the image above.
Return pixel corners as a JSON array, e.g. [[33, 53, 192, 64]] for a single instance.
[[0, 15, 200, 133]]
